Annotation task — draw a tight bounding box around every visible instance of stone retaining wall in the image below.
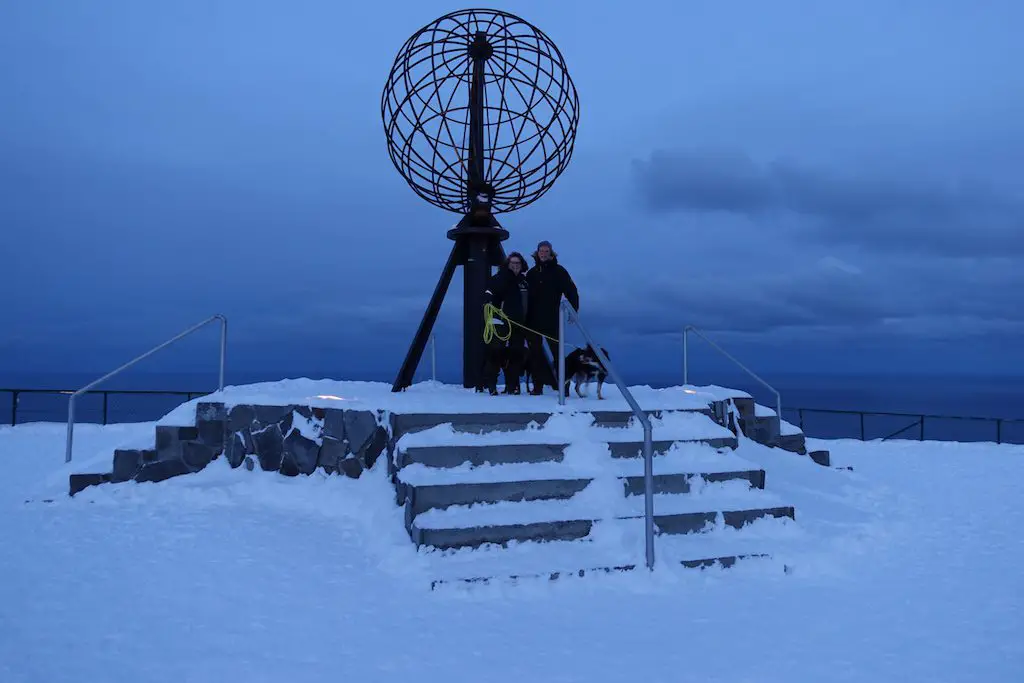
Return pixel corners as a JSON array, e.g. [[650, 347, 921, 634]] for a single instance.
[[108, 401, 392, 486]]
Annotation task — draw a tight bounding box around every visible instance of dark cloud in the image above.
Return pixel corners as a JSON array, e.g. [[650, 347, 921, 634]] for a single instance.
[[583, 254, 1024, 339], [4, 0, 1023, 379], [630, 149, 1024, 256]]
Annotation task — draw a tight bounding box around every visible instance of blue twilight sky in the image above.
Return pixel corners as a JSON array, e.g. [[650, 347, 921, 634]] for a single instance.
[[2, 0, 1023, 383]]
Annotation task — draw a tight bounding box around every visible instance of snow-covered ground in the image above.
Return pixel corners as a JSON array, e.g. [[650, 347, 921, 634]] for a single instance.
[[153, 378, 748, 425], [3, 421, 1023, 682]]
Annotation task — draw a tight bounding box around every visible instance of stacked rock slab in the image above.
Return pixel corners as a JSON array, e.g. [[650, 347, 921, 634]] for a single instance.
[[70, 401, 391, 495]]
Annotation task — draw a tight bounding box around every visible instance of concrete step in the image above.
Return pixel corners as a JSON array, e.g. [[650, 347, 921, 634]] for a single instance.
[[390, 408, 713, 438], [404, 477, 591, 518], [411, 504, 793, 550], [412, 518, 594, 549], [401, 468, 766, 517], [398, 435, 737, 469], [607, 436, 737, 457], [777, 433, 807, 454], [397, 442, 566, 469], [429, 553, 775, 589], [645, 506, 795, 535], [419, 512, 796, 584], [621, 469, 765, 496]]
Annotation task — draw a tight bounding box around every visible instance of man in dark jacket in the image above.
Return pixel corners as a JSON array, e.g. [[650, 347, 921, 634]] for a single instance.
[[482, 251, 530, 394], [525, 240, 579, 395]]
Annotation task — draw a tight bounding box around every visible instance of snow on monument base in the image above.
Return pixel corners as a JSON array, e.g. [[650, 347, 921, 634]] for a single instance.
[[68, 379, 829, 581]]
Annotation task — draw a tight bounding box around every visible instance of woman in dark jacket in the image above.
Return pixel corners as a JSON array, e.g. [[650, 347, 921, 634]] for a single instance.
[[525, 240, 579, 395], [481, 251, 529, 394]]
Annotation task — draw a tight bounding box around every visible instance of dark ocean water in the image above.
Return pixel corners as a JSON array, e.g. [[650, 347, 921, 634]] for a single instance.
[[2, 370, 1022, 445]]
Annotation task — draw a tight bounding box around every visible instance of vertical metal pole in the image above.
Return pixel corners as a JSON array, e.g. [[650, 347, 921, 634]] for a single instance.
[[431, 334, 437, 382], [557, 302, 566, 406], [643, 420, 655, 570], [682, 327, 689, 386], [218, 315, 227, 391], [102, 392, 109, 425], [467, 31, 488, 193], [996, 419, 1002, 444], [10, 390, 17, 426], [798, 408, 804, 431], [458, 31, 493, 391], [860, 413, 865, 440], [462, 238, 491, 389], [919, 416, 925, 441], [65, 396, 76, 463], [775, 395, 783, 437]]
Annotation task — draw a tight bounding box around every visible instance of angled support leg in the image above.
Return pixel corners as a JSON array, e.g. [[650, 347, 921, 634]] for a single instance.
[[391, 243, 460, 392]]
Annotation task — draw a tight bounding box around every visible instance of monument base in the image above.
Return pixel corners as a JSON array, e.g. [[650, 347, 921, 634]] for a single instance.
[[68, 379, 827, 583]]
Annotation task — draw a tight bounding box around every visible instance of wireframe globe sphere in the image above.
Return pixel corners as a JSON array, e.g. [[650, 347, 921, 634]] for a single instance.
[[381, 9, 580, 215]]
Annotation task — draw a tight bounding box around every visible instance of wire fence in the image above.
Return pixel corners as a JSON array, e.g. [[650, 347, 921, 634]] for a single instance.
[[783, 407, 1024, 445], [3, 389, 209, 427], [3, 388, 1023, 445]]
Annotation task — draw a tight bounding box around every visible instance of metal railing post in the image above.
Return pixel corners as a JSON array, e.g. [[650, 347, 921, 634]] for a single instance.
[[218, 315, 227, 391], [683, 327, 689, 385], [561, 300, 654, 570], [642, 420, 655, 570], [557, 303, 566, 406], [65, 314, 227, 463]]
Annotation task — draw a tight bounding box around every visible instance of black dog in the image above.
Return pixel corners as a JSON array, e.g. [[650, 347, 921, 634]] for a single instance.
[[519, 345, 610, 398], [564, 345, 610, 399], [480, 336, 528, 396], [479, 337, 507, 395]]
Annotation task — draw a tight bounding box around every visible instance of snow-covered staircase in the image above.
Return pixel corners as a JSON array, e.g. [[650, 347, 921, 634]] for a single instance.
[[387, 406, 799, 584], [68, 379, 829, 586]]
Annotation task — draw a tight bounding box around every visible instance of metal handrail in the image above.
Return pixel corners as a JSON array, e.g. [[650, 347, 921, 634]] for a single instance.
[[683, 325, 782, 428], [558, 299, 656, 571], [431, 333, 437, 382], [64, 314, 228, 463]]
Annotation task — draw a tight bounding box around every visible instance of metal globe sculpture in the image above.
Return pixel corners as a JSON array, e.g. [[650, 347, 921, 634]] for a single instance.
[[384, 9, 580, 392], [382, 9, 580, 216]]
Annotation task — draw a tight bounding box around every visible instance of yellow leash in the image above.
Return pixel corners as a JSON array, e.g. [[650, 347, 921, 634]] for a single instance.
[[483, 303, 560, 344]]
